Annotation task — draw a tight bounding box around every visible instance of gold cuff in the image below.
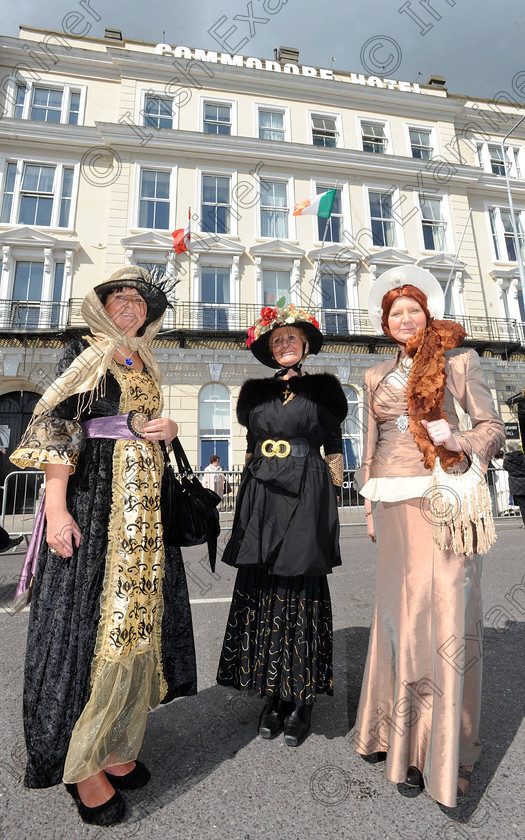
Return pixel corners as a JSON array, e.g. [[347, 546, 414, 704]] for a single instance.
[[325, 452, 343, 486]]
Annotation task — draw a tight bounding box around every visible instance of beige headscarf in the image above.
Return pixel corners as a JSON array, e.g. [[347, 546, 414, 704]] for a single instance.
[[28, 283, 164, 424]]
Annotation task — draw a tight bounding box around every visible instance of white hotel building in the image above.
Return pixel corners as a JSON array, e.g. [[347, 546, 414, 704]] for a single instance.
[[0, 26, 524, 469]]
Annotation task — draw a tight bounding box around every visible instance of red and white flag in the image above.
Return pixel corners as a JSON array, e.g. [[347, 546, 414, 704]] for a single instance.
[[172, 209, 191, 253]]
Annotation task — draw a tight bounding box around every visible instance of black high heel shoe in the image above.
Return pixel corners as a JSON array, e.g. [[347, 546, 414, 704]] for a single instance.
[[64, 783, 126, 826], [283, 705, 312, 747], [105, 760, 151, 790], [259, 696, 294, 739], [405, 766, 424, 788]]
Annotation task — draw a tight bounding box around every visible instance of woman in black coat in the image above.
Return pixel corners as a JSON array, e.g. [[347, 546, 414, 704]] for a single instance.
[[503, 444, 525, 525], [217, 303, 347, 747]]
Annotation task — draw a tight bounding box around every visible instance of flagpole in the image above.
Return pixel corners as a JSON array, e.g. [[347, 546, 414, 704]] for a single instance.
[[306, 181, 339, 312]]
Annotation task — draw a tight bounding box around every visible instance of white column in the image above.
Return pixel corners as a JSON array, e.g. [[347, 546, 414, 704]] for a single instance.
[[254, 257, 262, 306], [41, 248, 54, 328], [291, 258, 301, 305], [231, 255, 240, 329], [0, 246, 12, 329], [452, 270, 465, 318]]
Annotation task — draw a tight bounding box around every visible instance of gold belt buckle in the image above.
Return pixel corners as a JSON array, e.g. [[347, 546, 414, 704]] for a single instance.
[[261, 438, 291, 458]]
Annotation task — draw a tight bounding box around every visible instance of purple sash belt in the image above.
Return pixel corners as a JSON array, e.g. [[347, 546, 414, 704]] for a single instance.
[[84, 413, 143, 439], [13, 413, 146, 612]]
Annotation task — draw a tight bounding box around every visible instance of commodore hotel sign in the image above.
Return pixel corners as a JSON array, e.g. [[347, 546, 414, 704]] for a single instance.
[[155, 44, 423, 94]]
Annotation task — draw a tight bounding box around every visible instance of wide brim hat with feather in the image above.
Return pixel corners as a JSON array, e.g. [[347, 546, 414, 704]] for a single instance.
[[246, 299, 324, 368], [368, 264, 445, 335], [94, 265, 173, 325]]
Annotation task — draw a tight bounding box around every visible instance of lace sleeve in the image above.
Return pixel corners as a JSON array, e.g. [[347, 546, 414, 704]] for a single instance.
[[10, 415, 83, 473], [324, 452, 344, 486]]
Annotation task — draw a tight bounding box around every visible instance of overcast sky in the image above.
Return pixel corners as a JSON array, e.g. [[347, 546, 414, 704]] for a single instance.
[[2, 0, 525, 102]]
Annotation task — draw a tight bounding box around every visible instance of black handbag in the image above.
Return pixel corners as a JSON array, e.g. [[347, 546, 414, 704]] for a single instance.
[[161, 438, 221, 571]]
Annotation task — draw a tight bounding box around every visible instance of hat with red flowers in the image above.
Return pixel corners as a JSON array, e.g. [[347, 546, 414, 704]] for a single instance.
[[246, 299, 324, 368]]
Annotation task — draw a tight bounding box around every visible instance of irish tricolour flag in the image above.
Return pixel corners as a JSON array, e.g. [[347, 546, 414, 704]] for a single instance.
[[293, 189, 336, 219]]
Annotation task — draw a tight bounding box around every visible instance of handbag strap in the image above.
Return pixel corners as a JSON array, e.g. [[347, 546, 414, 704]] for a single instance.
[[171, 436, 194, 476]]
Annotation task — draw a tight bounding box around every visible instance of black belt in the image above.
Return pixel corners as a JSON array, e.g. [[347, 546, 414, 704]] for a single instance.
[[255, 437, 310, 458]]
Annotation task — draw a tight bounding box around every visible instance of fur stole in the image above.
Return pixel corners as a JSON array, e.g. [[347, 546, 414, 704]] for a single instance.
[[236, 373, 348, 427]]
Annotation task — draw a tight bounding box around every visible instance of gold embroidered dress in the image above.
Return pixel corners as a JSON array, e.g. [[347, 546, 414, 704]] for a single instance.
[[11, 342, 197, 789]]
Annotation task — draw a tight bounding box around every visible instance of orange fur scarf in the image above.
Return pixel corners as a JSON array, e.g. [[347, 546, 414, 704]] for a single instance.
[[405, 319, 467, 471]]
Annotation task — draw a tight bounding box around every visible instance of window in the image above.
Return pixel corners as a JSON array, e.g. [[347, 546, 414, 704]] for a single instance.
[[13, 83, 83, 124], [419, 195, 447, 251], [479, 143, 523, 178], [409, 128, 432, 160], [259, 109, 285, 141], [203, 103, 231, 135], [138, 169, 170, 229], [311, 115, 338, 147], [12, 261, 43, 328], [201, 175, 231, 234], [489, 207, 525, 262], [361, 121, 388, 154], [316, 185, 342, 242], [199, 383, 230, 470], [321, 270, 348, 334], [201, 266, 230, 329], [369, 190, 396, 247], [262, 270, 290, 305], [143, 95, 174, 129], [437, 278, 454, 317], [260, 180, 288, 238], [342, 386, 362, 469], [1, 161, 75, 228]]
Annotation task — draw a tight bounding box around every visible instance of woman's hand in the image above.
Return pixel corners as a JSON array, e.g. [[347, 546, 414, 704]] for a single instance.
[[142, 417, 179, 445], [365, 501, 376, 543], [46, 510, 81, 558], [421, 418, 462, 452], [366, 514, 376, 543]]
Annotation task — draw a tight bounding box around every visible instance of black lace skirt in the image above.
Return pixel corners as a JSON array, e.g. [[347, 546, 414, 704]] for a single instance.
[[217, 567, 333, 705]]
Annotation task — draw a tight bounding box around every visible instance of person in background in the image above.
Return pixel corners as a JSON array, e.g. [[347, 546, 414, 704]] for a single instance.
[[0, 526, 23, 553], [490, 449, 510, 516], [503, 442, 525, 526], [201, 455, 225, 498]]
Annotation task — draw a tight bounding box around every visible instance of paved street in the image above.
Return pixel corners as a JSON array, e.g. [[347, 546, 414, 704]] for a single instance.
[[0, 521, 523, 840]]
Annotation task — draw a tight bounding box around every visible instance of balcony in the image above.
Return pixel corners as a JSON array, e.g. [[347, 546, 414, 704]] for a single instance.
[[1, 299, 524, 351]]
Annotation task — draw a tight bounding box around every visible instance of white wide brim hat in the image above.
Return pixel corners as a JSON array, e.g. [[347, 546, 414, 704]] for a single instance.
[[368, 265, 445, 335]]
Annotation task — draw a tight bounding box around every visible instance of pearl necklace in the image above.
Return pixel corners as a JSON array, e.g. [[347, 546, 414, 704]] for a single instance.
[[115, 347, 134, 367]]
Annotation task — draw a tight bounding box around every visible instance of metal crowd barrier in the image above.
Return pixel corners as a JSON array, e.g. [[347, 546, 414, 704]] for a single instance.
[[0, 470, 45, 539], [0, 465, 520, 546]]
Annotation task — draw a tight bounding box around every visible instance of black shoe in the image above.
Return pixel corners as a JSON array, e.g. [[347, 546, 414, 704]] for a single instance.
[[259, 697, 294, 739], [64, 783, 126, 826], [105, 760, 151, 790], [283, 705, 312, 748], [361, 751, 387, 764], [405, 766, 424, 788], [0, 536, 23, 554]]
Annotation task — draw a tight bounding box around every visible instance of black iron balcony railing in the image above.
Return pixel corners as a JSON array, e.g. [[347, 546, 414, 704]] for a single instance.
[[1, 299, 524, 347]]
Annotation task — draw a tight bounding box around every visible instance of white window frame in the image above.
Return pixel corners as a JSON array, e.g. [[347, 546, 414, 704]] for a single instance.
[[311, 180, 349, 244], [6, 75, 86, 125], [359, 117, 391, 155], [200, 96, 237, 136], [0, 156, 79, 231], [197, 167, 238, 237], [365, 185, 404, 249], [199, 263, 232, 329], [138, 88, 179, 130], [418, 193, 451, 253], [487, 205, 525, 263], [256, 175, 294, 240], [308, 110, 343, 149], [478, 142, 523, 178], [406, 124, 436, 160], [255, 103, 290, 142], [131, 163, 177, 233], [198, 383, 232, 469], [342, 385, 363, 470], [0, 242, 75, 330], [261, 267, 291, 305]]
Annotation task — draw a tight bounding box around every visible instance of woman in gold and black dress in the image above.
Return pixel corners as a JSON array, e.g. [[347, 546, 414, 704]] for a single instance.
[[11, 267, 196, 826], [217, 303, 347, 747]]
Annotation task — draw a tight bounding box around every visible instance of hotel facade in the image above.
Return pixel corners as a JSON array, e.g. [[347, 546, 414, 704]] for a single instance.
[[0, 26, 524, 470]]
